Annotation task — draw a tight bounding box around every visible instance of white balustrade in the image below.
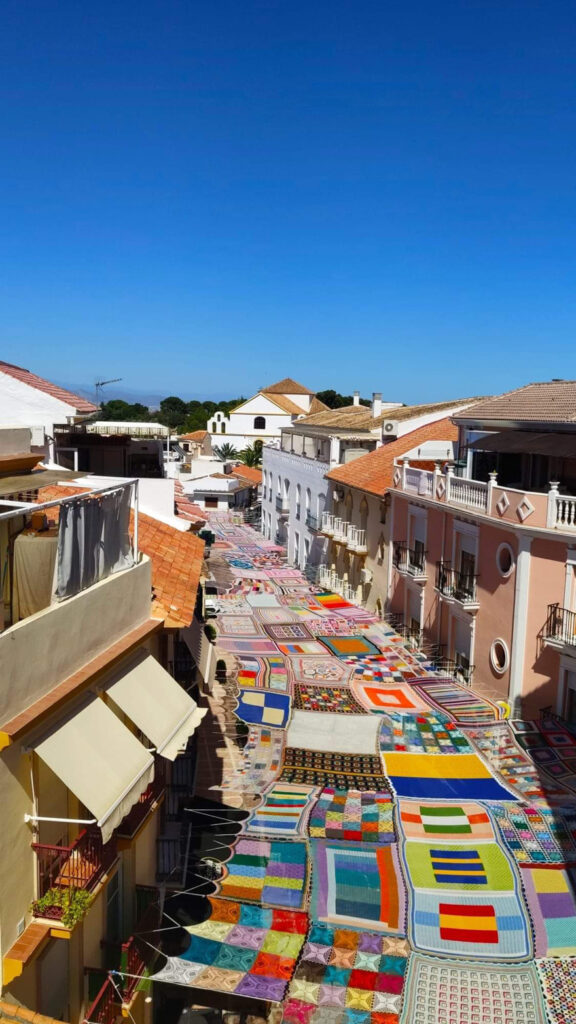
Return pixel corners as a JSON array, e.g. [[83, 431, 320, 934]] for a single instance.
[[554, 496, 576, 529], [347, 526, 367, 552], [449, 476, 489, 511], [321, 511, 335, 534]]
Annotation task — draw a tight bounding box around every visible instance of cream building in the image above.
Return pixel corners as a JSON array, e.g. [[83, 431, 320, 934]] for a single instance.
[[0, 437, 206, 1023], [208, 378, 327, 451]]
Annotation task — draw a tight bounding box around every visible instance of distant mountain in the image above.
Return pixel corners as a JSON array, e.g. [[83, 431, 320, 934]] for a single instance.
[[59, 381, 238, 408]]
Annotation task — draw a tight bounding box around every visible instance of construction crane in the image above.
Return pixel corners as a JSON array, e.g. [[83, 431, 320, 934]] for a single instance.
[[95, 377, 123, 406]]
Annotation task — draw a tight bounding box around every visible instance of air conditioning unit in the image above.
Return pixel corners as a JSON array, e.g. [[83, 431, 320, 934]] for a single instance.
[[360, 567, 373, 584], [382, 421, 399, 438]]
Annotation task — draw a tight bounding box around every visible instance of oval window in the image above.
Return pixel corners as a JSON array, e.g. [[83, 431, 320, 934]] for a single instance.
[[490, 639, 509, 674], [496, 543, 514, 577]]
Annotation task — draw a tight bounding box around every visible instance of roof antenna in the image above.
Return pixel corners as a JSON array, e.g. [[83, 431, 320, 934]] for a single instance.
[[95, 377, 123, 406]]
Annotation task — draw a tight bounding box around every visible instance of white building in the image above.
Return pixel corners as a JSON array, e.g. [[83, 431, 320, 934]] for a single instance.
[[261, 393, 473, 572], [208, 378, 327, 450], [0, 360, 98, 453], [183, 472, 253, 510]]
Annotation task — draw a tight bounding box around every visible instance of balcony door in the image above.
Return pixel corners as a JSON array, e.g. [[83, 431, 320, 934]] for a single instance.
[[564, 669, 576, 724]]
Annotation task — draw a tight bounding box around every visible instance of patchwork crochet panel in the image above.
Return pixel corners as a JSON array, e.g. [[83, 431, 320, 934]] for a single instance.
[[310, 840, 406, 933], [234, 688, 292, 729], [294, 685, 368, 715], [245, 782, 318, 839], [491, 802, 576, 863], [283, 923, 409, 1024], [521, 865, 576, 956], [218, 838, 308, 910], [379, 712, 472, 753], [398, 800, 495, 842], [400, 954, 548, 1024], [309, 789, 395, 844], [411, 677, 502, 725], [383, 752, 517, 801], [280, 748, 389, 791], [151, 898, 308, 1002]]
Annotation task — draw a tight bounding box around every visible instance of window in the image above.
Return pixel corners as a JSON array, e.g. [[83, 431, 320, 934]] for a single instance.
[[496, 543, 515, 577], [490, 638, 509, 674], [205, 498, 218, 509], [254, 416, 266, 429], [221, 423, 226, 434]]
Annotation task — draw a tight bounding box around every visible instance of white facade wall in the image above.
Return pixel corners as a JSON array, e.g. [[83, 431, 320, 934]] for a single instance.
[[262, 446, 329, 569], [0, 373, 81, 447], [208, 395, 301, 449]]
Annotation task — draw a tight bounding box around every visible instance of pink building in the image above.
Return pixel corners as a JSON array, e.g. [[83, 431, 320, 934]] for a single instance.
[[388, 381, 576, 719]]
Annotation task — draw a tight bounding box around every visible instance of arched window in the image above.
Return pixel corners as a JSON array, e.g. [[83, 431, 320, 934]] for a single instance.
[[296, 484, 301, 519], [221, 423, 226, 434], [360, 497, 369, 532], [254, 416, 266, 430], [305, 488, 311, 511]]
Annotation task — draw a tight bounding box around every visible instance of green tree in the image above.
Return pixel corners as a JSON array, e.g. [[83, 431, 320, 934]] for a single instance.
[[316, 389, 371, 409], [98, 399, 151, 421], [213, 442, 239, 461], [238, 440, 263, 468], [157, 396, 188, 430]]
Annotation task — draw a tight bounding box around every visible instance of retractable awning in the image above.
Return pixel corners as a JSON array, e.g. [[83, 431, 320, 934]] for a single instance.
[[469, 430, 576, 458], [105, 653, 207, 761], [34, 698, 155, 843]]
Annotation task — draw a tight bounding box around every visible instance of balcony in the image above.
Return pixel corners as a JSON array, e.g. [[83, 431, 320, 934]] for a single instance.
[[306, 511, 319, 531], [320, 511, 335, 535], [318, 566, 355, 601], [275, 495, 289, 514], [544, 604, 576, 648], [394, 461, 576, 533], [347, 526, 367, 554], [32, 828, 118, 922], [435, 561, 479, 608], [393, 542, 427, 580]]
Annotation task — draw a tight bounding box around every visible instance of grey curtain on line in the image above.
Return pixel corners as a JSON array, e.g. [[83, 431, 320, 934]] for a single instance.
[[56, 486, 134, 600]]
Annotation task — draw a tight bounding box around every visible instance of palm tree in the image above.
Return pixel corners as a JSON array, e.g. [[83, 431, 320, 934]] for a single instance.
[[238, 441, 263, 468], [213, 442, 239, 461]]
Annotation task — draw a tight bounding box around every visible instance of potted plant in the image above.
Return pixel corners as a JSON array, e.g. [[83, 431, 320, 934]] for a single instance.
[[32, 887, 93, 929]]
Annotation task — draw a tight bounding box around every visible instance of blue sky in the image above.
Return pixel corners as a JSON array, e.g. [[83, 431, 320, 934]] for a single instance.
[[1, 0, 575, 403]]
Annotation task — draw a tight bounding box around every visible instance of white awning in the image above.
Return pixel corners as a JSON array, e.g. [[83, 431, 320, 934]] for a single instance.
[[105, 653, 207, 761], [34, 698, 155, 843]]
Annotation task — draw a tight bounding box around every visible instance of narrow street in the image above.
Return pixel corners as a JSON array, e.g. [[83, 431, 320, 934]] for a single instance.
[[155, 512, 576, 1024]]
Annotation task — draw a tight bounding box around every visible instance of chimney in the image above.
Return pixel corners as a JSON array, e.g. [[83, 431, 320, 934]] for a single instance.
[[353, 391, 360, 406], [371, 392, 382, 418]]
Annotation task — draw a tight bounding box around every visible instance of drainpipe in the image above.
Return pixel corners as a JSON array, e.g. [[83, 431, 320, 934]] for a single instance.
[[508, 534, 532, 717]]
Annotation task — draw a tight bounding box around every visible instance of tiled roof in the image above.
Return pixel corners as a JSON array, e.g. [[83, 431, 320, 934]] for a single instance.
[[298, 398, 477, 432], [179, 430, 209, 441], [173, 480, 207, 523], [262, 393, 307, 415], [0, 361, 98, 414], [137, 512, 205, 628], [35, 485, 204, 628], [308, 396, 331, 414], [455, 381, 576, 424], [231, 465, 263, 484], [262, 377, 314, 395], [326, 417, 460, 496]]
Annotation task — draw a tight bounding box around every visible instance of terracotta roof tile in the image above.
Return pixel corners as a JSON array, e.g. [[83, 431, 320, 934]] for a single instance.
[[326, 417, 459, 496], [261, 377, 314, 395], [231, 465, 262, 484], [455, 381, 576, 424], [298, 398, 477, 432], [179, 430, 209, 441], [0, 361, 98, 414], [262, 393, 307, 415]]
